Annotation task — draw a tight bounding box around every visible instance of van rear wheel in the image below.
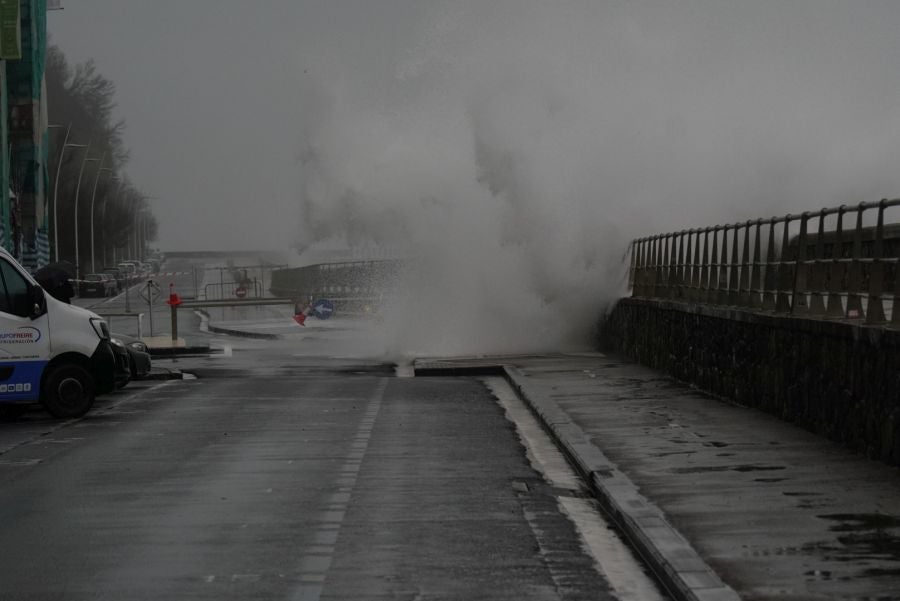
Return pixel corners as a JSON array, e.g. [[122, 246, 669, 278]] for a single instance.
[[41, 364, 96, 419]]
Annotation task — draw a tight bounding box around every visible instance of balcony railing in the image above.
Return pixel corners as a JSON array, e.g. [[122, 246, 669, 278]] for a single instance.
[[628, 198, 900, 326]]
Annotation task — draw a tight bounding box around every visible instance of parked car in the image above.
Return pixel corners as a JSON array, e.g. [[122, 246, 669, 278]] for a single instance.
[[101, 267, 125, 292], [110, 333, 152, 379], [79, 273, 117, 297], [108, 337, 133, 389]]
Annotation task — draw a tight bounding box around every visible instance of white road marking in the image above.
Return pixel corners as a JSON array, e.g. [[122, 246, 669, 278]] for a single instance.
[[288, 378, 388, 601], [485, 376, 666, 601]]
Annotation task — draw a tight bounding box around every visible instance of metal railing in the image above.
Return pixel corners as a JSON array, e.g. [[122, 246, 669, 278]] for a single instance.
[[628, 198, 900, 326]]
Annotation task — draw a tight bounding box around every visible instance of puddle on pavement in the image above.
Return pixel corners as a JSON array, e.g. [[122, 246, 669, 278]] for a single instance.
[[810, 514, 900, 580], [671, 464, 786, 474]]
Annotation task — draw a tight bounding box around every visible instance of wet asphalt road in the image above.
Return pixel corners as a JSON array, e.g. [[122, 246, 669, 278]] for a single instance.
[[0, 356, 616, 600]]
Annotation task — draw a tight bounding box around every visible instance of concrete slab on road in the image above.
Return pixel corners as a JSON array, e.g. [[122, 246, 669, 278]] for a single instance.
[[415, 352, 900, 601]]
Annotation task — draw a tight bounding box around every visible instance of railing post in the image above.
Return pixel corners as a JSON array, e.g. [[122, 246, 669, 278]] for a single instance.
[[846, 204, 866, 319], [807, 210, 827, 316], [775, 216, 793, 313], [640, 238, 651, 297], [644, 236, 659, 297], [762, 219, 777, 311], [892, 246, 900, 327], [738, 221, 752, 307], [708, 227, 720, 304], [664, 233, 675, 298], [866, 199, 888, 324], [717, 225, 730, 305], [728, 222, 741, 306], [700, 228, 711, 302], [684, 230, 696, 301], [654, 235, 666, 298], [690, 229, 702, 301], [627, 240, 637, 296], [825, 206, 846, 318], [791, 212, 810, 314], [674, 230, 690, 299], [750, 219, 763, 309]]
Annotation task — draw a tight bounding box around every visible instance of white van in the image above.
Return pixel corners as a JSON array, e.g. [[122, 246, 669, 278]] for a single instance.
[[0, 248, 118, 418]]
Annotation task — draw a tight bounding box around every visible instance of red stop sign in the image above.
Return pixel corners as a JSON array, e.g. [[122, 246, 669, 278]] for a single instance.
[[235, 286, 247, 298]]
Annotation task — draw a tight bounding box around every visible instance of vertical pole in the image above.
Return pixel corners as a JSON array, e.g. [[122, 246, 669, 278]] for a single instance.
[[699, 228, 710, 300], [866, 200, 887, 324], [675, 231, 686, 299], [807, 210, 828, 316], [171, 304, 178, 343], [825, 207, 846, 318], [52, 123, 71, 263], [707, 228, 719, 304], [762, 219, 778, 310], [791, 212, 810, 314], [684, 230, 694, 300], [739, 221, 752, 307], [146, 280, 154, 337], [635, 239, 646, 297], [775, 216, 793, 313], [846, 204, 866, 319], [717, 225, 730, 305], [73, 142, 94, 282], [749, 219, 763, 309], [728, 223, 741, 305]]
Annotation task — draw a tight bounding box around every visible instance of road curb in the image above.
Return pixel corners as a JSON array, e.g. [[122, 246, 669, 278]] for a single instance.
[[198, 309, 281, 340], [207, 323, 280, 339], [147, 346, 212, 357], [501, 365, 741, 601], [138, 369, 185, 381], [413, 359, 740, 601]]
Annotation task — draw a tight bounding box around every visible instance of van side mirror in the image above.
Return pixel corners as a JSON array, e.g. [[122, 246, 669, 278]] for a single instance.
[[29, 285, 47, 319]]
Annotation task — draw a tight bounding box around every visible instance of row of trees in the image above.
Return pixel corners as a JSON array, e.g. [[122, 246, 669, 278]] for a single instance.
[[45, 44, 157, 274]]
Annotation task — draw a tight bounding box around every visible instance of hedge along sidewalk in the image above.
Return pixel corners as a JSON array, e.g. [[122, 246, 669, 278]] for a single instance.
[[415, 352, 900, 601]]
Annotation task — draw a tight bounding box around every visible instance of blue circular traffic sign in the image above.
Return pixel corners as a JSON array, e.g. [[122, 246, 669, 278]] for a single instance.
[[311, 299, 334, 320]]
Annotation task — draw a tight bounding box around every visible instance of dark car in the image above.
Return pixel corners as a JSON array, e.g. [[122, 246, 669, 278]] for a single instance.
[[101, 267, 124, 292], [108, 338, 133, 389], [80, 273, 116, 297], [110, 333, 152, 379]]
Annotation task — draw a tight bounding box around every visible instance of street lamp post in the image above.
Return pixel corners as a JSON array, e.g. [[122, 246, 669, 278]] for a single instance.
[[73, 144, 98, 281], [100, 176, 121, 267], [50, 124, 86, 262], [89, 158, 112, 274]]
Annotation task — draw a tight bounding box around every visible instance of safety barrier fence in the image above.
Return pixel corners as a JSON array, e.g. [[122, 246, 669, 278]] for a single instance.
[[628, 198, 900, 326], [269, 260, 401, 300]]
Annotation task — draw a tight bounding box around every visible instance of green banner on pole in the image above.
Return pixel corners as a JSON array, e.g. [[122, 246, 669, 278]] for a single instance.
[[0, 0, 21, 60]]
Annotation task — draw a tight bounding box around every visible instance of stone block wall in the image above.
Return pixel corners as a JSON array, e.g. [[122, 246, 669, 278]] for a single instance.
[[599, 298, 900, 465]]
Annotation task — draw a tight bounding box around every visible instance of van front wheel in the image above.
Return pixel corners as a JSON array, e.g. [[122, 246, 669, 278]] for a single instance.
[[42, 364, 96, 419]]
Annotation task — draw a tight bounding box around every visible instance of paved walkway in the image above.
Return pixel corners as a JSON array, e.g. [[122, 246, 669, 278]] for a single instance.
[[416, 353, 900, 601]]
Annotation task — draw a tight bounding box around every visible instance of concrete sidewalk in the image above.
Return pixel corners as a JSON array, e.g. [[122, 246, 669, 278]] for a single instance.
[[416, 353, 900, 601]]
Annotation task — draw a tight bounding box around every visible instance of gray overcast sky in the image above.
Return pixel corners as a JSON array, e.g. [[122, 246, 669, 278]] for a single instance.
[[49, 0, 434, 250], [49, 1, 900, 254]]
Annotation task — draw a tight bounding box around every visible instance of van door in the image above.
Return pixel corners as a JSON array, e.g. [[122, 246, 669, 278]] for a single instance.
[[0, 259, 51, 402]]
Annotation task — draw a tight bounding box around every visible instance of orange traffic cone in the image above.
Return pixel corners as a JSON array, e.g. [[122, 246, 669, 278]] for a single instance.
[[167, 283, 182, 306]]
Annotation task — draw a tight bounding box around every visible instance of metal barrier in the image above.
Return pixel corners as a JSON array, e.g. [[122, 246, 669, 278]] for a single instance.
[[167, 296, 384, 342], [202, 280, 263, 300], [95, 312, 145, 338], [168, 298, 295, 343], [628, 198, 900, 325]]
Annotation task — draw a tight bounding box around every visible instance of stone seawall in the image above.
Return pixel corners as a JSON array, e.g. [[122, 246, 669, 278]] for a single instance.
[[599, 298, 900, 465]]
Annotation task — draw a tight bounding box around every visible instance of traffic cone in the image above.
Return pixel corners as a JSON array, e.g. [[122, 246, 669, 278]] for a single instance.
[[167, 283, 182, 306], [293, 301, 309, 326]]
